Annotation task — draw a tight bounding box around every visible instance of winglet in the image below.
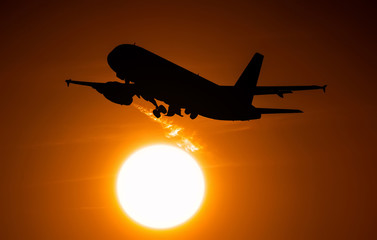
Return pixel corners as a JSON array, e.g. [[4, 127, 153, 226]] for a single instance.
[[323, 85, 327, 93], [66, 79, 71, 87]]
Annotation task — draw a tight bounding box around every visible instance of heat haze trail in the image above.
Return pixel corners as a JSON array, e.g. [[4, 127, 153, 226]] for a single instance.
[[133, 104, 201, 152]]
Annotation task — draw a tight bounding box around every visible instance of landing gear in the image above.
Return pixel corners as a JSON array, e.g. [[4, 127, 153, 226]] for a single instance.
[[158, 105, 167, 114], [190, 113, 198, 119], [167, 105, 183, 117], [152, 105, 167, 118], [185, 108, 197, 119], [144, 96, 166, 118], [153, 109, 161, 118]]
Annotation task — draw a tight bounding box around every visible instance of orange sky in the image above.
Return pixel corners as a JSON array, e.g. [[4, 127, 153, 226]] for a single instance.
[[1, 0, 376, 239]]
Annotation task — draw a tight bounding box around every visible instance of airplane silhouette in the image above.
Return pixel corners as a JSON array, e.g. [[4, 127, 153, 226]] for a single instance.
[[66, 44, 326, 120]]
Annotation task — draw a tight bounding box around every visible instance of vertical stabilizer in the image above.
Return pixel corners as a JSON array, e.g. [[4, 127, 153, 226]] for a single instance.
[[235, 53, 264, 103]]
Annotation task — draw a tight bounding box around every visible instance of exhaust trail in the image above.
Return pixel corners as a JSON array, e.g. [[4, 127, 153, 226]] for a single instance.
[[133, 104, 201, 152]]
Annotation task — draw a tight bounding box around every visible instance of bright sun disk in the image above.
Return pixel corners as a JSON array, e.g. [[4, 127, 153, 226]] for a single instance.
[[116, 145, 205, 229]]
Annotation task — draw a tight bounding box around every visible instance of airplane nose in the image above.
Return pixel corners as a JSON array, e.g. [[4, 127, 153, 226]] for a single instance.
[[107, 44, 135, 76], [107, 48, 119, 70]]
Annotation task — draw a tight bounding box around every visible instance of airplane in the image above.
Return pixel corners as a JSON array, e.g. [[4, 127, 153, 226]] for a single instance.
[[66, 44, 326, 121]]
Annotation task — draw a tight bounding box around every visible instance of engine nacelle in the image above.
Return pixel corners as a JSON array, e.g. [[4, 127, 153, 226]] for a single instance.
[[94, 81, 136, 105]]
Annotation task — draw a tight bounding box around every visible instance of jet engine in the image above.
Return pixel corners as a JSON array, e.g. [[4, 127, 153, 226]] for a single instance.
[[93, 81, 136, 105]]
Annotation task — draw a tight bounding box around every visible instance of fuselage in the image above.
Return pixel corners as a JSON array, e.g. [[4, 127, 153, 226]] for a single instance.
[[107, 44, 261, 120]]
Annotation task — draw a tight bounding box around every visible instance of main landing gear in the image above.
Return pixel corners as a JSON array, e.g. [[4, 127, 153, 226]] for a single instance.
[[147, 97, 188, 119], [166, 105, 183, 117], [145, 97, 166, 118], [184, 108, 198, 119], [152, 105, 167, 118]]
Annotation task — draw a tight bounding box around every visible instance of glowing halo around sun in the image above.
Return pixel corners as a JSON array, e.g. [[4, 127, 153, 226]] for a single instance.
[[116, 145, 205, 229]]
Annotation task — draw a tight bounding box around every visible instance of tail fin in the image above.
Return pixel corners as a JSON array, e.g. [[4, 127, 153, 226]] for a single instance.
[[235, 53, 264, 103]]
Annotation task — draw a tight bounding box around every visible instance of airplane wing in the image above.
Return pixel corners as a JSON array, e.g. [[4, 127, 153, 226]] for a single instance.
[[65, 79, 105, 88], [65, 79, 137, 106], [253, 85, 327, 98], [256, 108, 303, 114]]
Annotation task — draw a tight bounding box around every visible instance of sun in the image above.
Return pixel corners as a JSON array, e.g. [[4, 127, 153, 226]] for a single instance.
[[116, 145, 205, 229]]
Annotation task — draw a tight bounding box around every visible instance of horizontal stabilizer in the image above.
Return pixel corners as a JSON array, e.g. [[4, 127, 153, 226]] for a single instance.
[[256, 108, 303, 114], [253, 85, 327, 97]]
